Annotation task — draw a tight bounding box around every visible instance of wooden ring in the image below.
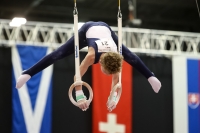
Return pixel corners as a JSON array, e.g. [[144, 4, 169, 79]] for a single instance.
[[68, 81, 93, 107]]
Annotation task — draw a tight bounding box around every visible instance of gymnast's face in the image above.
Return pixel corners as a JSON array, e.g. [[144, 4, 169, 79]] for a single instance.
[[99, 55, 110, 75], [100, 65, 110, 75]]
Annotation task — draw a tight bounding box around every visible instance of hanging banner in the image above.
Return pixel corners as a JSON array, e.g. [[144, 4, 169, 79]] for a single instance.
[[92, 61, 132, 133], [12, 45, 53, 133], [173, 56, 200, 133]]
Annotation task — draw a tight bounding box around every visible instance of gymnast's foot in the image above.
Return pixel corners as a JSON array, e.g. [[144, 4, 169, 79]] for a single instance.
[[16, 74, 31, 89], [148, 76, 161, 93]]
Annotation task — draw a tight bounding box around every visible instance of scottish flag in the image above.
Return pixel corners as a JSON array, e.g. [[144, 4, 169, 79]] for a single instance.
[[173, 56, 200, 133], [12, 45, 53, 133]]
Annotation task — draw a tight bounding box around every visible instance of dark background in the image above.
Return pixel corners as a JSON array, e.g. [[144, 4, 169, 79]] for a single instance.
[[0, 47, 173, 133], [0, 0, 200, 32], [0, 47, 12, 133], [52, 52, 92, 133], [133, 55, 173, 133]]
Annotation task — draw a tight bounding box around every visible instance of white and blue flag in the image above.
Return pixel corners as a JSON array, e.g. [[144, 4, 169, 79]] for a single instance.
[[12, 45, 53, 133], [173, 56, 200, 133]]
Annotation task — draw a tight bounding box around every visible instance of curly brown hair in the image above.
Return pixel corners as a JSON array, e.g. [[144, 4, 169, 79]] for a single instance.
[[100, 52, 124, 74]]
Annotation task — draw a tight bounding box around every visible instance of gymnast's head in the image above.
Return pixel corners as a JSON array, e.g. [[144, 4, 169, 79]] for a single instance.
[[99, 52, 124, 75]]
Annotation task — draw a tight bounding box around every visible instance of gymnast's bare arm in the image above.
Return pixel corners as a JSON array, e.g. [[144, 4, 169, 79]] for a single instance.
[[106, 73, 120, 112], [74, 47, 95, 110], [111, 73, 119, 90]]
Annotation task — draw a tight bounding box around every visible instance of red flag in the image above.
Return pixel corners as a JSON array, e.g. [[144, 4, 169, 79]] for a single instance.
[[92, 61, 132, 133]]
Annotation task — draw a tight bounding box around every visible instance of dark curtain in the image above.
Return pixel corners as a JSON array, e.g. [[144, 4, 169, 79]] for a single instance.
[[133, 55, 173, 133], [52, 52, 92, 133], [0, 47, 12, 133]]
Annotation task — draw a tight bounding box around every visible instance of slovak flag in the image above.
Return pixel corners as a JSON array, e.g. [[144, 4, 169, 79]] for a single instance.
[[173, 56, 200, 133], [92, 62, 132, 133], [188, 93, 200, 109]]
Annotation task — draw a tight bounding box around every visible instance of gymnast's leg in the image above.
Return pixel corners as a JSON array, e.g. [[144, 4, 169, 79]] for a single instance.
[[111, 31, 161, 93], [16, 36, 87, 89], [111, 31, 153, 79]]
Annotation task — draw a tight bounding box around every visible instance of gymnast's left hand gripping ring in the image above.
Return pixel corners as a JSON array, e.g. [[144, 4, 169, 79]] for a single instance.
[[108, 83, 122, 105], [68, 82, 93, 107]]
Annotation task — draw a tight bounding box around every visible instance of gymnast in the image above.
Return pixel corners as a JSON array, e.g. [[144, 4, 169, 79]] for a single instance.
[[16, 21, 161, 112]]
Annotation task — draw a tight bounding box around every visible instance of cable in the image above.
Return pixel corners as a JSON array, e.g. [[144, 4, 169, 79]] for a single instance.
[[196, 0, 200, 18]]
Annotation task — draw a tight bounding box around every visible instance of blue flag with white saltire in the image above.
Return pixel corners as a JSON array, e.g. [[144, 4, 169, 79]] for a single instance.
[[12, 45, 53, 133]]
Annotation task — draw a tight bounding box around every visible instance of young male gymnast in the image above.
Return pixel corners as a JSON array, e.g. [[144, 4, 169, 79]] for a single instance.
[[16, 21, 161, 112]]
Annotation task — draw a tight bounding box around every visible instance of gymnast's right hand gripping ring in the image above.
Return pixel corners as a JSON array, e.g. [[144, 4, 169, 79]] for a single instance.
[[68, 81, 93, 107]]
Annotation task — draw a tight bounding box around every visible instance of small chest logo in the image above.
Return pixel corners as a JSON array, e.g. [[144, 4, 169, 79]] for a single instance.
[[95, 38, 117, 52]]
